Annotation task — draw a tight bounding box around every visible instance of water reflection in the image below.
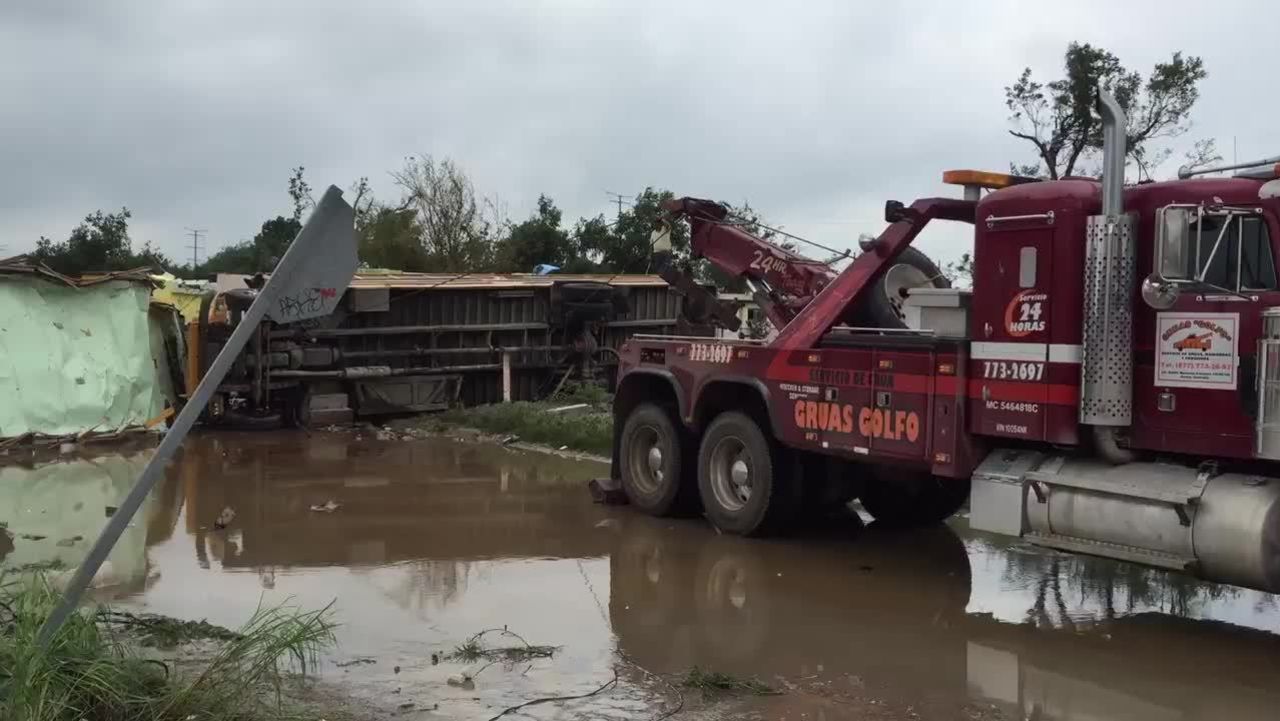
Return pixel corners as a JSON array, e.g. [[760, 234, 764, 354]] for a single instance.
[[48, 430, 1280, 720], [605, 512, 1280, 720], [0, 448, 177, 595]]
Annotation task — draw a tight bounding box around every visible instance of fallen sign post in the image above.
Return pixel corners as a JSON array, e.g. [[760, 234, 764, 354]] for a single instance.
[[37, 185, 359, 647]]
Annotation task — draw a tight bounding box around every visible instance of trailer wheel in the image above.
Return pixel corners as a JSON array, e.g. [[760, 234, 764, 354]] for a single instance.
[[620, 403, 695, 516], [856, 246, 950, 328], [858, 471, 970, 528], [697, 411, 791, 536]]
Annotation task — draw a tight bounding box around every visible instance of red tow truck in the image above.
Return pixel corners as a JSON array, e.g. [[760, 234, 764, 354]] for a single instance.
[[610, 90, 1280, 593]]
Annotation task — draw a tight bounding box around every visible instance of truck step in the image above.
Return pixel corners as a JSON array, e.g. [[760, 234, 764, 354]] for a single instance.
[[1024, 531, 1195, 572], [1025, 457, 1208, 507]]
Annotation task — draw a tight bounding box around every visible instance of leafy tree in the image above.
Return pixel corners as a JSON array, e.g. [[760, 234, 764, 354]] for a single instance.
[[942, 252, 973, 288], [31, 208, 171, 275], [1006, 43, 1208, 179], [391, 155, 496, 271], [495, 195, 576, 272], [288, 166, 314, 221], [358, 205, 427, 271], [583, 188, 690, 274], [193, 216, 302, 276]]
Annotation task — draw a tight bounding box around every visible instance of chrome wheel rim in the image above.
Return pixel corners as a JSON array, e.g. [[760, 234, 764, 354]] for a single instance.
[[708, 436, 752, 512], [627, 425, 665, 494]]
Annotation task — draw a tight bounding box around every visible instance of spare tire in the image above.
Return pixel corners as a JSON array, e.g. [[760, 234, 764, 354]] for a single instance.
[[853, 246, 950, 329]]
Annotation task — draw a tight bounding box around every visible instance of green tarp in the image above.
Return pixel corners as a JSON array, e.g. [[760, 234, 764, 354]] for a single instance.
[[0, 278, 166, 438]]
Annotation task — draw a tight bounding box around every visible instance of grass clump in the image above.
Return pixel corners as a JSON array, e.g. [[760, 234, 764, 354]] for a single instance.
[[0, 573, 336, 721], [681, 666, 780, 697], [437, 401, 613, 456]]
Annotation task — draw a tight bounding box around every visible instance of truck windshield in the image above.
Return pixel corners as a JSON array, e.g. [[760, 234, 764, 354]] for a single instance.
[[1192, 214, 1277, 291]]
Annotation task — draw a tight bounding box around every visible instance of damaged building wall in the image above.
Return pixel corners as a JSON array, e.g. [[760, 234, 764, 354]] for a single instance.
[[0, 276, 171, 439]]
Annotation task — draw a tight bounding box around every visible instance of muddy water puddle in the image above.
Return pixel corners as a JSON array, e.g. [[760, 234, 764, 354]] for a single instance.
[[6, 430, 1280, 720]]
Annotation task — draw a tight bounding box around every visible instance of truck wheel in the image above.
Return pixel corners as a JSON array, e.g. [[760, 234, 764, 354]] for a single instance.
[[856, 246, 950, 329], [859, 470, 970, 528], [620, 403, 695, 516], [697, 411, 792, 536]]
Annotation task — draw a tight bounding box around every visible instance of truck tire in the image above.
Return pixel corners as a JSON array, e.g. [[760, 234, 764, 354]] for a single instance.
[[620, 403, 696, 516], [697, 411, 794, 536], [856, 246, 950, 329], [858, 470, 970, 528]]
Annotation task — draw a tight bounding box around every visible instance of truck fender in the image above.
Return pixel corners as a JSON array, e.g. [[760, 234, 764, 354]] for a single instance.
[[614, 369, 687, 420], [611, 369, 688, 482], [691, 375, 782, 439]]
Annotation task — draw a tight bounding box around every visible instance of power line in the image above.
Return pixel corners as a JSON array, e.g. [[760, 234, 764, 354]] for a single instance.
[[604, 191, 628, 221], [184, 227, 207, 268]]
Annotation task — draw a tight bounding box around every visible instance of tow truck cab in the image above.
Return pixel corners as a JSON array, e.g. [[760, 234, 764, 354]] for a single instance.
[[967, 173, 1280, 461]]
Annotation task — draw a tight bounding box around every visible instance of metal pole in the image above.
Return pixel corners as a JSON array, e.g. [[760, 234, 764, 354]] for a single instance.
[[37, 186, 357, 646]]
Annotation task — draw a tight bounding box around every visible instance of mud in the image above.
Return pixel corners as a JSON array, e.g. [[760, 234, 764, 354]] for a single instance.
[[7, 429, 1280, 720]]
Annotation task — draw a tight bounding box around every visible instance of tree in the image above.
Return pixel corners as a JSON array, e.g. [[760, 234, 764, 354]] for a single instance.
[[942, 252, 973, 288], [391, 155, 495, 271], [193, 216, 302, 276], [1006, 43, 1208, 180], [494, 195, 576, 272], [582, 188, 691, 274], [31, 207, 170, 275], [288, 166, 314, 221], [358, 205, 427, 270]]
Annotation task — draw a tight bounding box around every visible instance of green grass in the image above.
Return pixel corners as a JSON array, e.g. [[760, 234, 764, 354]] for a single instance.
[[681, 667, 780, 697], [429, 384, 614, 457], [0, 573, 337, 721]]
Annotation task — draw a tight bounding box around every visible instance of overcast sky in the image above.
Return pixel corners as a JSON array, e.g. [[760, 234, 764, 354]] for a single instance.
[[1, 0, 1274, 268]]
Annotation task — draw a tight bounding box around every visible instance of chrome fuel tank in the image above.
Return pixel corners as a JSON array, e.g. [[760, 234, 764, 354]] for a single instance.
[[971, 451, 1280, 593]]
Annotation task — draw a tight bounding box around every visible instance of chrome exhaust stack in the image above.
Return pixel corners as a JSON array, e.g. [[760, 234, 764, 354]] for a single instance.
[[1080, 90, 1137, 462]]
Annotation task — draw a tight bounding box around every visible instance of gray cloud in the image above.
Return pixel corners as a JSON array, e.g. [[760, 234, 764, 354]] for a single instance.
[[1, 0, 1271, 266]]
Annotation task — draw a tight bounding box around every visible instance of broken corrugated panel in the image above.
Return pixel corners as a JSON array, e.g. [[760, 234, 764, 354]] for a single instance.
[[0, 272, 176, 442]]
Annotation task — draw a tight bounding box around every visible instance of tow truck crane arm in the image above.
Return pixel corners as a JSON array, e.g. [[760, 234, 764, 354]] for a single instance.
[[659, 197, 839, 330]]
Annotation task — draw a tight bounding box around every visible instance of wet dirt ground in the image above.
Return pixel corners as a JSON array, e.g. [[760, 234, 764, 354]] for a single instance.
[[8, 429, 1280, 720]]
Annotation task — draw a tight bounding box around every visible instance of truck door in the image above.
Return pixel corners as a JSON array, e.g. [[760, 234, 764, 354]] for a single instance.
[[970, 225, 1055, 442], [1134, 208, 1280, 457]]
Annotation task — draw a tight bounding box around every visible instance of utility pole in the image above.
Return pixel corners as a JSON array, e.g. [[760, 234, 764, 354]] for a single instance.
[[185, 227, 207, 269], [605, 191, 627, 221]]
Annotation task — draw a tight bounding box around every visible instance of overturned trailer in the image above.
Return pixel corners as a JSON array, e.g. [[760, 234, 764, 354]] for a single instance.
[[192, 271, 711, 426]]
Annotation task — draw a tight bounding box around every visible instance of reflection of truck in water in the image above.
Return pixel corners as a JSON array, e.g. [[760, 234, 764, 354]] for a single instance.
[[1173, 332, 1214, 351], [184, 273, 711, 428], [609, 88, 1280, 595], [606, 514, 1280, 720]]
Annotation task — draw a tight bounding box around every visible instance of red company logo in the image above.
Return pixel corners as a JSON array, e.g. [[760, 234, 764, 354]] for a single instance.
[[1004, 289, 1047, 337]]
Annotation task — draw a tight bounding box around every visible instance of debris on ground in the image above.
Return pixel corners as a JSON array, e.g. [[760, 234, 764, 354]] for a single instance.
[[375, 427, 398, 442], [334, 657, 377, 668], [421, 399, 613, 456], [681, 667, 782, 697], [547, 403, 589, 414], [309, 500, 342, 513], [96, 609, 243, 649], [447, 628, 559, 664]]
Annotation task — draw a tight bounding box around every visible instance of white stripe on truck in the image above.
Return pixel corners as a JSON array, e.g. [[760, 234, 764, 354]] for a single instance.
[[971, 342, 1082, 363]]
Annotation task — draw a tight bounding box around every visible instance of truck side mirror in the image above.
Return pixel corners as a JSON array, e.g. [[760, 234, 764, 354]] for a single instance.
[[1156, 206, 1193, 280]]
